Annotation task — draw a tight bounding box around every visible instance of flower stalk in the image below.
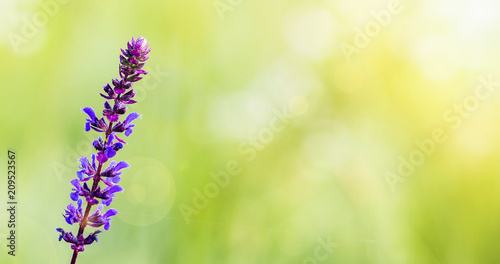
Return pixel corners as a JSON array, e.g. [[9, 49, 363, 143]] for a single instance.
[[57, 37, 151, 264]]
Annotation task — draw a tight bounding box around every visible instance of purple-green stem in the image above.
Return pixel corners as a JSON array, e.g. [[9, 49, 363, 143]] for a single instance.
[[70, 121, 114, 264]]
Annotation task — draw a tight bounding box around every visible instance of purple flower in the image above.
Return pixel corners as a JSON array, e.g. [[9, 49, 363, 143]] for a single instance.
[[71, 178, 123, 206], [70, 179, 89, 201], [56, 228, 85, 252], [56, 228, 77, 243], [64, 199, 84, 225], [87, 205, 118, 230], [93, 184, 124, 206], [93, 135, 124, 163], [118, 89, 137, 104], [70, 179, 99, 205], [83, 230, 102, 245], [77, 154, 97, 181], [82, 107, 108, 132], [111, 78, 133, 94], [100, 83, 117, 100], [103, 101, 127, 122], [101, 160, 129, 180], [112, 112, 141, 136], [56, 228, 102, 252], [100, 81, 138, 104]]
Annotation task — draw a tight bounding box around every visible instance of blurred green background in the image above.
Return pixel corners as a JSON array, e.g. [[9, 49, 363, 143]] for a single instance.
[[2, 0, 500, 263]]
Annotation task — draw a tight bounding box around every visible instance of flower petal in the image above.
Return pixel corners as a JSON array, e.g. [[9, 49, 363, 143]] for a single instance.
[[70, 192, 79, 201], [103, 208, 118, 218], [125, 128, 133, 137], [111, 176, 121, 184], [82, 107, 96, 121], [124, 112, 141, 124], [114, 161, 129, 171], [70, 179, 80, 188], [108, 185, 123, 194], [105, 148, 116, 159]]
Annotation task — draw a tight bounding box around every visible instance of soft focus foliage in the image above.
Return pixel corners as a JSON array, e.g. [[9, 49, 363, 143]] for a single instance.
[[2, 0, 500, 263]]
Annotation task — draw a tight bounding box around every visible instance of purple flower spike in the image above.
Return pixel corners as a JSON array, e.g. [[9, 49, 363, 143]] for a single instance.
[[120, 37, 150, 80], [58, 37, 151, 259]]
